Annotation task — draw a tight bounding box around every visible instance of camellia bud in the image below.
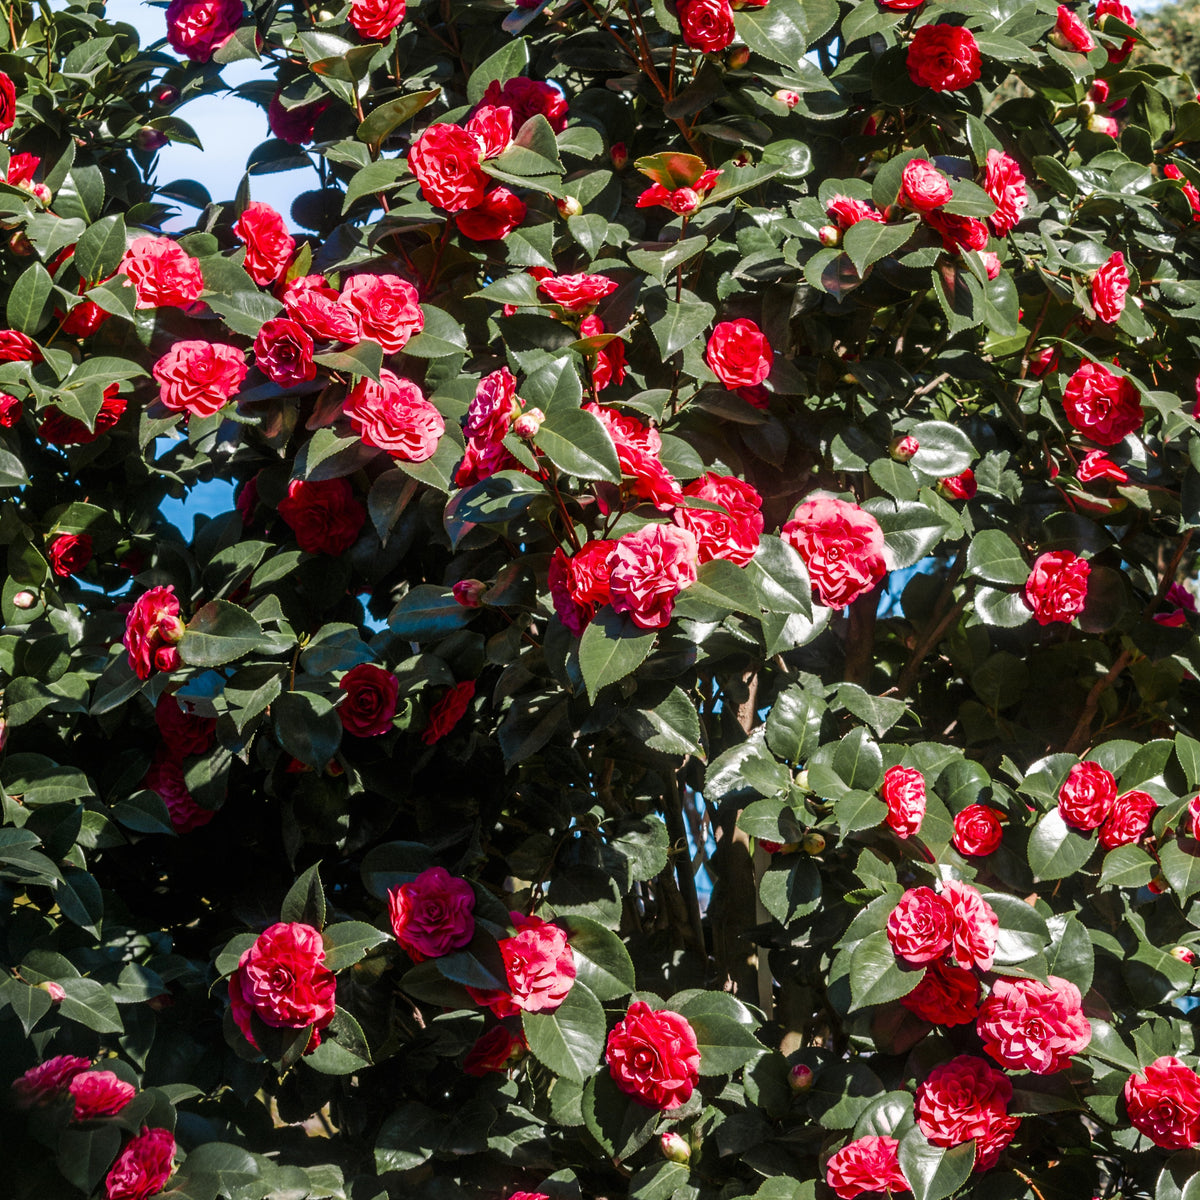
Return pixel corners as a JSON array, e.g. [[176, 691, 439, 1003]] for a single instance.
[[889, 434, 919, 463], [795, 768, 809, 790], [135, 128, 169, 152], [556, 194, 582, 219], [727, 45, 751, 70], [453, 579, 487, 608], [31, 183, 51, 206], [788, 1063, 814, 1092], [8, 232, 32, 256], [732, 150, 753, 168], [660, 1131, 691, 1163], [818, 224, 841, 247], [1171, 946, 1197, 966], [159, 614, 186, 644], [1089, 113, 1119, 137], [610, 142, 628, 171], [39, 981, 65, 1003], [668, 187, 701, 215], [153, 84, 180, 107], [1148, 875, 1167, 894], [1077, 99, 1096, 119], [802, 831, 825, 855], [12, 590, 36, 609], [773, 89, 801, 108], [514, 407, 545, 439]]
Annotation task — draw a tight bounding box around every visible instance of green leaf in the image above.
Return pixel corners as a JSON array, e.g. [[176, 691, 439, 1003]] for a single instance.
[[843, 219, 914, 275], [522, 980, 607, 1083], [181, 600, 267, 667], [748, 534, 813, 617], [689, 1012, 763, 1074], [897, 1128, 975, 1200], [273, 691, 344, 770], [7, 263, 53, 335], [404, 304, 468, 358], [583, 1069, 661, 1160], [734, 0, 808, 68], [1175, 733, 1200, 790], [314, 339, 382, 381], [388, 584, 471, 640], [677, 557, 758, 618], [834, 727, 884, 792], [765, 683, 824, 764], [622, 686, 703, 756], [652, 294, 716, 359], [306, 1006, 374, 1074], [55, 867, 102, 935], [1099, 843, 1156, 888], [281, 861, 326, 928], [759, 858, 821, 925], [560, 915, 636, 1000], [984, 892, 1051, 965], [1027, 809, 1095, 881], [810, 1060, 886, 1130], [74, 215, 127, 283], [849, 930, 920, 1009], [57, 1126, 122, 1195], [966, 530, 1029, 586], [466, 39, 530, 104], [867, 499, 951, 570], [1046, 914, 1095, 993], [536, 405, 621, 482], [58, 977, 123, 1034], [578, 607, 657, 703], [1159, 839, 1200, 899], [909, 421, 976, 478], [321, 920, 389, 971], [357, 88, 440, 148], [974, 586, 1032, 628]]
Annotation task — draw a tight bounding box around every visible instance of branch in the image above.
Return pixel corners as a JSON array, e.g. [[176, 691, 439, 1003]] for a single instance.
[[664, 769, 706, 955]]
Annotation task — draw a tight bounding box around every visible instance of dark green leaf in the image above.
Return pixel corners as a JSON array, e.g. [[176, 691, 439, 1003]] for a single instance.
[[522, 980, 607, 1083], [578, 607, 657, 703], [281, 861, 326, 928]]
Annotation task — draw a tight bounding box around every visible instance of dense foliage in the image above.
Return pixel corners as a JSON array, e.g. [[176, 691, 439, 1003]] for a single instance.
[[2, 0, 1200, 1198]]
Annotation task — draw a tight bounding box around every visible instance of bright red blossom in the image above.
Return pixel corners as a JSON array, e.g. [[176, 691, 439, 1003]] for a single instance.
[[899, 159, 953, 212], [105, 1127, 176, 1200], [1096, 0, 1136, 63], [124, 586, 185, 679], [479, 78, 568, 134], [548, 540, 617, 634], [457, 187, 527, 241], [153, 341, 247, 417], [1062, 360, 1144, 444], [907, 24, 982, 92], [233, 202, 295, 286], [254, 318, 316, 387], [953, 804, 1004, 856], [886, 886, 953, 965], [1058, 759, 1117, 829], [538, 272, 618, 312], [780, 495, 887, 610], [978, 975, 1091, 1074], [605, 1001, 701, 1111], [1077, 449, 1128, 483], [337, 662, 399, 736], [1098, 789, 1156, 849], [609, 524, 699, 630], [388, 866, 475, 961], [1165, 164, 1200, 219], [826, 194, 885, 230], [68, 1070, 136, 1119], [881, 765, 926, 838], [349, 0, 405, 39], [1124, 1057, 1200, 1149], [902, 960, 981, 1026], [916, 1055, 1016, 1151], [1024, 550, 1090, 625], [942, 880, 998, 971], [344, 370, 444, 462], [1054, 5, 1095, 51], [706, 319, 773, 388], [165, 0, 241, 62], [677, 0, 735, 52], [674, 473, 763, 566], [1091, 251, 1129, 324], [48, 532, 92, 578], [121, 236, 204, 309], [409, 124, 488, 212], [926, 210, 990, 253], [825, 1136, 910, 1200], [340, 274, 424, 354], [12, 1055, 91, 1107], [422, 680, 476, 745]]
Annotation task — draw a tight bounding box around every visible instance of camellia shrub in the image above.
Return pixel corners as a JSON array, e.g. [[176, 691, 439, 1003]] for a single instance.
[[3, 0, 1200, 1195]]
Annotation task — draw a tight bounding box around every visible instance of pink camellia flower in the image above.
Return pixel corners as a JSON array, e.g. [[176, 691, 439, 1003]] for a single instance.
[[825, 1136, 910, 1200], [227, 922, 336, 1050], [388, 865, 476, 961], [780, 495, 888, 610], [609, 524, 699, 630], [121, 236, 204, 309], [339, 274, 424, 353], [349, 0, 405, 39], [605, 1001, 701, 1111], [548, 540, 617, 634], [906, 24, 982, 92], [1164, 164, 1200, 220], [886, 886, 953, 965], [902, 960, 981, 1026], [706, 318, 774, 388], [1077, 449, 1128, 483], [48, 532, 93, 578], [12, 1055, 91, 1107], [939, 468, 977, 501], [254, 318, 316, 387], [457, 186, 527, 241], [916, 1054, 1017, 1155], [344, 370, 444, 462], [68, 1070, 137, 1119], [463, 1025, 527, 1076], [143, 750, 215, 834], [979, 148, 1027, 235], [926, 210, 990, 253], [1091, 251, 1129, 324], [1155, 582, 1197, 628], [153, 341, 248, 418], [105, 1126, 176, 1200], [422, 680, 476, 745], [677, 0, 735, 52], [455, 435, 519, 488], [941, 880, 998, 971], [826, 194, 885, 230], [125, 585, 185, 679], [953, 804, 1004, 856], [233, 202, 295, 287], [881, 765, 926, 839], [981, 251, 1002, 280], [336, 662, 399, 736], [538, 272, 618, 312], [977, 975, 1091, 1074], [278, 478, 365, 556], [284, 275, 361, 343], [673, 473, 764, 566], [1062, 361, 1144, 445], [1052, 5, 1095, 51], [1058, 759, 1117, 830], [1024, 550, 1090, 626], [1098, 789, 1157, 850], [1124, 1056, 1200, 1149], [585, 402, 682, 512], [466, 366, 520, 442], [468, 912, 577, 1016], [165, 0, 242, 62], [409, 124, 489, 212], [899, 159, 953, 213], [453, 579, 486, 608], [890, 434, 919, 462]]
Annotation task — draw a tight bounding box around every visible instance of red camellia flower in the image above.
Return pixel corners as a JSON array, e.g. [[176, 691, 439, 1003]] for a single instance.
[[0, 393, 22, 427], [0, 71, 15, 134], [457, 186, 527, 241], [1099, 789, 1157, 849], [899, 159, 953, 212], [340, 274, 424, 353], [538, 272, 618, 312], [1095, 0, 1136, 64], [939, 468, 977, 501], [1155, 582, 1197, 628], [155, 693, 217, 757], [605, 1001, 701, 1111], [0, 328, 40, 363], [825, 1136, 910, 1200], [466, 367, 520, 442], [105, 1126, 176, 1200], [268, 92, 329, 144], [636, 169, 721, 215], [40, 384, 126, 445], [1124, 1056, 1200, 1148], [12, 1055, 91, 1107], [480, 77, 569, 134], [826, 194, 885, 230], [153, 340, 248, 417], [977, 975, 1091, 1074], [705, 318, 774, 388], [580, 315, 628, 391], [232, 202, 295, 287], [926, 210, 990, 253], [349, 0, 405, 39], [881, 765, 926, 839], [422, 680, 476, 745], [388, 865, 475, 960], [1058, 759, 1117, 829], [143, 750, 215, 833], [1165, 164, 1200, 220], [455, 436, 520, 488], [409, 124, 489, 212], [1053, 5, 1095, 51], [284, 274, 362, 343], [674, 473, 764, 566], [780, 495, 888, 610], [548, 540, 617, 634], [228, 922, 336, 1050], [121, 236, 205, 309], [916, 1054, 1014, 1147], [942, 880, 998, 971], [953, 804, 1004, 856], [164, 0, 242, 61], [984, 150, 1029, 236], [254, 318, 316, 387], [886, 887, 953, 965], [499, 913, 576, 1012], [609, 523, 699, 630], [278, 477, 365, 555], [902, 960, 981, 1026], [337, 662, 399, 736], [678, 0, 736, 52], [344, 370, 445, 462], [68, 1070, 136, 1119], [1061, 360, 1144, 444], [585, 402, 682, 511], [1077, 449, 1128, 483], [465, 104, 513, 159], [1024, 550, 1091, 626], [463, 1025, 526, 1076], [907, 24, 982, 92], [125, 585, 185, 679], [47, 532, 92, 578], [1190, 793, 1200, 841], [1091, 250, 1129, 324]]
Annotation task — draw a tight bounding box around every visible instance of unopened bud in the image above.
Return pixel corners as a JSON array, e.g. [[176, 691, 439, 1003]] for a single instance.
[[326, 759, 344, 777], [514, 407, 545, 439], [668, 187, 701, 215], [159, 614, 186, 644], [1048, 28, 1073, 50], [818, 224, 841, 247], [135, 127, 169, 152], [153, 84, 180, 107], [0, 719, 7, 752], [1171, 946, 1197, 965], [1089, 113, 1119, 137], [1148, 875, 1167, 894], [802, 831, 825, 855], [788, 1063, 814, 1092], [31, 183, 51, 206], [12, 590, 36, 609], [557, 194, 582, 219], [8, 231, 32, 257], [1077, 99, 1096, 119], [727, 45, 750, 70], [795, 768, 809, 790], [773, 89, 800, 109], [732, 151, 752, 168], [39, 981, 65, 1003], [660, 1131, 691, 1163], [889, 435, 919, 463], [453, 579, 487, 608], [610, 142, 628, 171]]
